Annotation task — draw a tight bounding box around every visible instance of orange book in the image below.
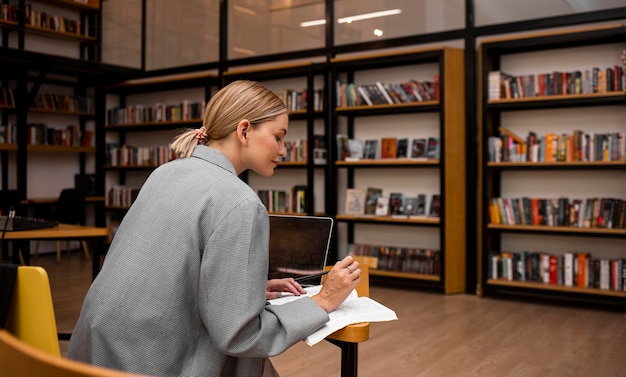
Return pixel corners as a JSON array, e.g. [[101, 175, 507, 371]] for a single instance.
[[576, 253, 588, 288], [380, 138, 397, 159], [530, 198, 540, 225], [544, 133, 553, 162]]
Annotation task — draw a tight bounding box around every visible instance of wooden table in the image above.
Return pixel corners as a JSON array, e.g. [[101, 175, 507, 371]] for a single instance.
[[2, 223, 109, 279], [322, 265, 371, 377]]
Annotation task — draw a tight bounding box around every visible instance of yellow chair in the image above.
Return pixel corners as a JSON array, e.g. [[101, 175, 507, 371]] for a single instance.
[[5, 265, 60, 357], [0, 329, 153, 377]]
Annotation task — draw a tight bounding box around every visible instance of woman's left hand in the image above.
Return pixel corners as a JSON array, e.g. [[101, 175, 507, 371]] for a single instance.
[[266, 278, 306, 300]]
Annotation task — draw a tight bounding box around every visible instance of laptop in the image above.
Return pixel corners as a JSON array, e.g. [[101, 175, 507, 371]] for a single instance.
[[268, 214, 334, 285]]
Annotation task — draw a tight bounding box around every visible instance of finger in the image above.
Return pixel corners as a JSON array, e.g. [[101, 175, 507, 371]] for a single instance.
[[335, 255, 354, 269]]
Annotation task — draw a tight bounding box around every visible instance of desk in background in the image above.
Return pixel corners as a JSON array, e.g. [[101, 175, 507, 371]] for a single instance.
[[2, 223, 109, 279]]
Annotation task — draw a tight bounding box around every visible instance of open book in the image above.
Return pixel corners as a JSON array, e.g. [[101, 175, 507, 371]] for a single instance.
[[268, 285, 398, 346]]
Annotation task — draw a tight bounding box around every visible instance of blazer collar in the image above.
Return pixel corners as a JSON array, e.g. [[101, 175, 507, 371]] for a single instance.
[[191, 145, 237, 176]]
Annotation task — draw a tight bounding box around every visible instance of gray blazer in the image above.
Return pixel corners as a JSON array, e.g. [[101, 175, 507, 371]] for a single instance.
[[69, 146, 329, 377]]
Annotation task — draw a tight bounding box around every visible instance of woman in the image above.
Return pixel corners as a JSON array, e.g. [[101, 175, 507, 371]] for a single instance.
[[68, 80, 360, 377]]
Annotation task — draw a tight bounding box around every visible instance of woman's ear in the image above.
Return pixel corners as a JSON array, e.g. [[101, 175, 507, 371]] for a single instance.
[[236, 119, 251, 145]]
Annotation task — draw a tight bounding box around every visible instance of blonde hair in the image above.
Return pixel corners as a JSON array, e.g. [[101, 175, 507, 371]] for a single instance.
[[171, 80, 288, 158]]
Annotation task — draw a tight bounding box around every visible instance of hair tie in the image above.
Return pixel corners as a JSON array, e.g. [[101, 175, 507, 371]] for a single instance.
[[194, 127, 208, 143]]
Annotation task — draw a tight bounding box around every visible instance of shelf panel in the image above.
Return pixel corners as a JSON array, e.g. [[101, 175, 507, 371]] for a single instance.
[[27, 144, 95, 153], [37, 0, 100, 11], [103, 165, 158, 170], [24, 25, 96, 43], [488, 223, 626, 236], [486, 91, 625, 110], [487, 279, 626, 298], [336, 214, 440, 226], [370, 269, 440, 282], [336, 101, 439, 116], [0, 143, 18, 151], [487, 160, 626, 169], [337, 159, 440, 167], [30, 108, 94, 116], [104, 119, 202, 131]]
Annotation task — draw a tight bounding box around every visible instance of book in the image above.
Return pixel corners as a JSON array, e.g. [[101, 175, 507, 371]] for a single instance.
[[344, 188, 366, 215], [346, 139, 364, 161], [389, 192, 405, 216], [364, 187, 383, 215], [375, 196, 390, 216], [396, 138, 409, 158], [362, 139, 378, 159], [429, 194, 441, 217], [410, 138, 427, 159], [336, 134, 350, 161], [426, 137, 440, 159], [380, 137, 397, 159], [267, 285, 398, 346], [404, 197, 418, 216]]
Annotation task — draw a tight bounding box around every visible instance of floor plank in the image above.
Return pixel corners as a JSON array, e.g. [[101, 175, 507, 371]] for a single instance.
[[31, 252, 626, 377]]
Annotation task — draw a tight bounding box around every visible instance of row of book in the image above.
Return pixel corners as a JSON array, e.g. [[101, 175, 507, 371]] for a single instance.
[[33, 92, 94, 113], [105, 144, 175, 167], [106, 185, 140, 208], [0, 88, 15, 107], [275, 88, 324, 112], [26, 123, 93, 147], [0, 124, 16, 144], [336, 77, 439, 108], [346, 188, 441, 218], [489, 197, 625, 229], [489, 250, 626, 292], [489, 128, 625, 163], [349, 243, 441, 275], [337, 136, 440, 161], [106, 100, 204, 125], [488, 66, 625, 100], [1, 4, 86, 36], [257, 186, 308, 214]]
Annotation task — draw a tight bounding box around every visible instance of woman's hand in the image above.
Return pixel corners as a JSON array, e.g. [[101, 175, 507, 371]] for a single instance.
[[266, 278, 307, 300], [312, 256, 360, 313]]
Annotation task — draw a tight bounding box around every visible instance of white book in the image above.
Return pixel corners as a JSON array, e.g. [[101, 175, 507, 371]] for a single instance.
[[268, 285, 398, 346], [564, 252, 574, 287]]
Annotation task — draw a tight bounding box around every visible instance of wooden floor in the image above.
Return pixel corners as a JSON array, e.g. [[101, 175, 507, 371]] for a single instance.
[[32, 252, 626, 377]]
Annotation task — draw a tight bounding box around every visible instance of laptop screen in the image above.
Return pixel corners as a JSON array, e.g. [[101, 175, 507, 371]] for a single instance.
[[268, 215, 333, 285]]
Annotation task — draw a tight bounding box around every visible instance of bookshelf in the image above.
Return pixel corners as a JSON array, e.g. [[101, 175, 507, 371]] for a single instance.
[[223, 62, 327, 216], [479, 24, 626, 305], [101, 73, 216, 220], [0, 0, 101, 61], [329, 47, 466, 294]]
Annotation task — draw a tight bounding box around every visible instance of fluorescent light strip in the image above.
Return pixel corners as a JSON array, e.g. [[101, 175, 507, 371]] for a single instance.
[[337, 9, 402, 24], [300, 8, 402, 28], [300, 19, 327, 27]]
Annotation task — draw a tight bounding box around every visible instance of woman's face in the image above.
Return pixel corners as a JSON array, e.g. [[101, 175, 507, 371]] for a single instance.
[[246, 113, 289, 177]]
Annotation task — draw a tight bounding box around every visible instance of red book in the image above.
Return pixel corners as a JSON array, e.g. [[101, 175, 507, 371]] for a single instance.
[[549, 255, 558, 284], [577, 253, 588, 288]]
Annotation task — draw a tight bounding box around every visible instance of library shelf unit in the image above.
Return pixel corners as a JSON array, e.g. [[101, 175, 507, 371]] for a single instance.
[[101, 73, 216, 214], [223, 62, 328, 216], [0, 0, 101, 61], [329, 47, 466, 294], [479, 24, 626, 305]]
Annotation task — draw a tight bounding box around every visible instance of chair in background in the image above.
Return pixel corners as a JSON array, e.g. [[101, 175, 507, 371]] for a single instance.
[[35, 188, 90, 263], [0, 330, 154, 377], [4, 265, 60, 357]]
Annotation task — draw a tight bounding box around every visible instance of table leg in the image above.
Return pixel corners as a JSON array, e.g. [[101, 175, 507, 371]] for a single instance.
[[327, 339, 358, 377]]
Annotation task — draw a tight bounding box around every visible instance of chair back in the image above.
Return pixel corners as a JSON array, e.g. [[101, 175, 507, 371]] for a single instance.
[[5, 265, 60, 357], [55, 188, 87, 225], [0, 329, 153, 377], [0, 189, 23, 216]]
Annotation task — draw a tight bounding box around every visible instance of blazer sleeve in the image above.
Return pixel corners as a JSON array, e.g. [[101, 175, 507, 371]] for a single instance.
[[197, 197, 328, 357]]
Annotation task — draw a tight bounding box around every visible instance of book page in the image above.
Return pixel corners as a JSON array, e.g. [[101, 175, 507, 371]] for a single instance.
[[268, 285, 398, 346]]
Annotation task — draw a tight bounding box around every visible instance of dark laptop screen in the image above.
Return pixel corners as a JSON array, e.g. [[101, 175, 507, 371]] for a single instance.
[[268, 215, 333, 285]]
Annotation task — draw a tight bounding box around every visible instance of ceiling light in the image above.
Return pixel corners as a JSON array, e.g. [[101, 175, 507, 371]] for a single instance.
[[337, 9, 402, 24], [300, 19, 327, 27]]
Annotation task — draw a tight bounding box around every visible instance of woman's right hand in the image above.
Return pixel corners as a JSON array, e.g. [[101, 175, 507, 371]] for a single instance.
[[311, 256, 361, 313]]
